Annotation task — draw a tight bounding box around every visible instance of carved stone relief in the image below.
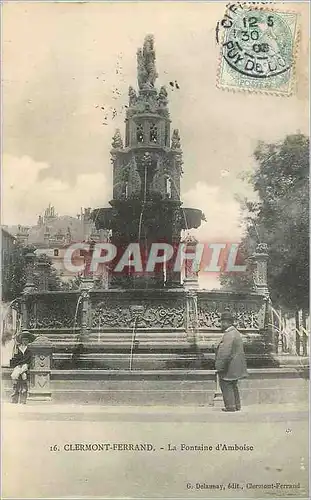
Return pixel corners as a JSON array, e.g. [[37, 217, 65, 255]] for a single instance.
[[92, 299, 185, 329], [28, 297, 79, 329], [197, 300, 263, 330]]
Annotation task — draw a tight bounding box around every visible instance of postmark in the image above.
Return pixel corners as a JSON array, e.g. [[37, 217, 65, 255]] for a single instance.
[[217, 4, 299, 95]]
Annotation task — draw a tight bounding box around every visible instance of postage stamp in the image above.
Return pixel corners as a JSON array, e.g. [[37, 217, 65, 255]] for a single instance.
[[217, 4, 299, 95]]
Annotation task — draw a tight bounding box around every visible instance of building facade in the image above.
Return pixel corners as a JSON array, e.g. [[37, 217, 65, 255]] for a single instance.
[[8, 205, 109, 284], [1, 228, 16, 300]]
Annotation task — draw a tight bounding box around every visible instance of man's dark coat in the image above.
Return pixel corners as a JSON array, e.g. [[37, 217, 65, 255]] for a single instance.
[[215, 326, 248, 380]]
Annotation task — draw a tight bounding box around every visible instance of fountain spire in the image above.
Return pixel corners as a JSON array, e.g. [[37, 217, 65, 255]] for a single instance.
[[93, 34, 204, 289], [136, 34, 158, 90]]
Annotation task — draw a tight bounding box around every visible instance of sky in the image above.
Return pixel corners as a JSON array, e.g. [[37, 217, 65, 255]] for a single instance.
[[2, 1, 309, 251]]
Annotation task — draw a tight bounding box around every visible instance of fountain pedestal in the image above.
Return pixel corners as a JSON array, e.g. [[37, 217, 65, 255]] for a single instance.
[[29, 336, 52, 401]]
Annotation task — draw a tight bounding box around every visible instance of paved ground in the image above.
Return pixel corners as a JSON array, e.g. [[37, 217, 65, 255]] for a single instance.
[[2, 402, 309, 499]]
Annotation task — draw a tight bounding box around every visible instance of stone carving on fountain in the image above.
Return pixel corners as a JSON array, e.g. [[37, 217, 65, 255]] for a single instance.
[[255, 243, 268, 254], [27, 295, 80, 329], [92, 299, 185, 329], [251, 243, 269, 297], [111, 129, 123, 150], [171, 129, 181, 150], [158, 86, 168, 109], [137, 34, 158, 89], [197, 298, 264, 331]]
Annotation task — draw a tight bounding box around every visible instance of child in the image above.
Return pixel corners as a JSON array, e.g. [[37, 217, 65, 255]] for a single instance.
[[11, 331, 33, 404]]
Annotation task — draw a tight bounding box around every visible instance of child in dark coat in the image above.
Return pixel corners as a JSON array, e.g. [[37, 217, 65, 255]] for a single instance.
[[11, 331, 33, 404]]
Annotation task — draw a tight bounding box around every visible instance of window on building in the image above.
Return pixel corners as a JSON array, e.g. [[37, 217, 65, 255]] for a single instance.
[[54, 249, 59, 257], [136, 124, 144, 143], [80, 249, 84, 257], [150, 123, 158, 143]]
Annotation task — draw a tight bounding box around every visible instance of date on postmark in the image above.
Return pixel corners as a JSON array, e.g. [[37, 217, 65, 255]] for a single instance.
[[217, 4, 299, 95]]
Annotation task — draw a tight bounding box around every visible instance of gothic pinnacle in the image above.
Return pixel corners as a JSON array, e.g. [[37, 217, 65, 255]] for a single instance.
[[111, 129, 123, 149], [137, 34, 158, 90], [128, 86, 137, 106], [171, 129, 181, 149]]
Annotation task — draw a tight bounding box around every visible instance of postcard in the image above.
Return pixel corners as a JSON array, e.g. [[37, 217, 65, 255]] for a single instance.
[[1, 1, 309, 499]]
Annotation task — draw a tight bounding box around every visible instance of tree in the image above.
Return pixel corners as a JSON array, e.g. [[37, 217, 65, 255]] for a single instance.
[[221, 133, 309, 313], [3, 244, 62, 302]]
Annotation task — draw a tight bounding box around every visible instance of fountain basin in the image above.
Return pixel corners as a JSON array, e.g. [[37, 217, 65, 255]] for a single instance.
[[21, 288, 273, 371]]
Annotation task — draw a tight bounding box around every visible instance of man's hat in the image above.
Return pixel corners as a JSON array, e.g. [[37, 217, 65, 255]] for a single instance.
[[220, 309, 234, 321]]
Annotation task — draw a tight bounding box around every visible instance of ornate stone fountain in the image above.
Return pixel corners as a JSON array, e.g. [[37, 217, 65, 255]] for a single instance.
[[12, 36, 281, 404]]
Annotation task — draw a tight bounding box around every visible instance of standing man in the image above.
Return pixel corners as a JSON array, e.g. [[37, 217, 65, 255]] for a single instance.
[[215, 310, 248, 412]]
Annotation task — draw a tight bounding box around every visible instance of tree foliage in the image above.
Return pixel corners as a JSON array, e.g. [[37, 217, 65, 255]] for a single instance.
[[221, 134, 309, 312], [3, 244, 62, 302]]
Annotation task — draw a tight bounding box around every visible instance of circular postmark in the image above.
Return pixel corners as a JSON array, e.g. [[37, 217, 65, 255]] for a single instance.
[[222, 9, 294, 79]]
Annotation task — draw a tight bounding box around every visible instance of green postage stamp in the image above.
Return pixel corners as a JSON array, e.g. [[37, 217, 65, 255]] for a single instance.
[[217, 5, 299, 95]]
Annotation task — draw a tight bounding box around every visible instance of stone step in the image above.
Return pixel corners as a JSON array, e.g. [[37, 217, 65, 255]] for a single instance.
[[51, 389, 213, 406], [52, 352, 211, 370], [2, 369, 215, 405], [51, 341, 192, 349], [2, 367, 309, 406], [3, 388, 214, 406]]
